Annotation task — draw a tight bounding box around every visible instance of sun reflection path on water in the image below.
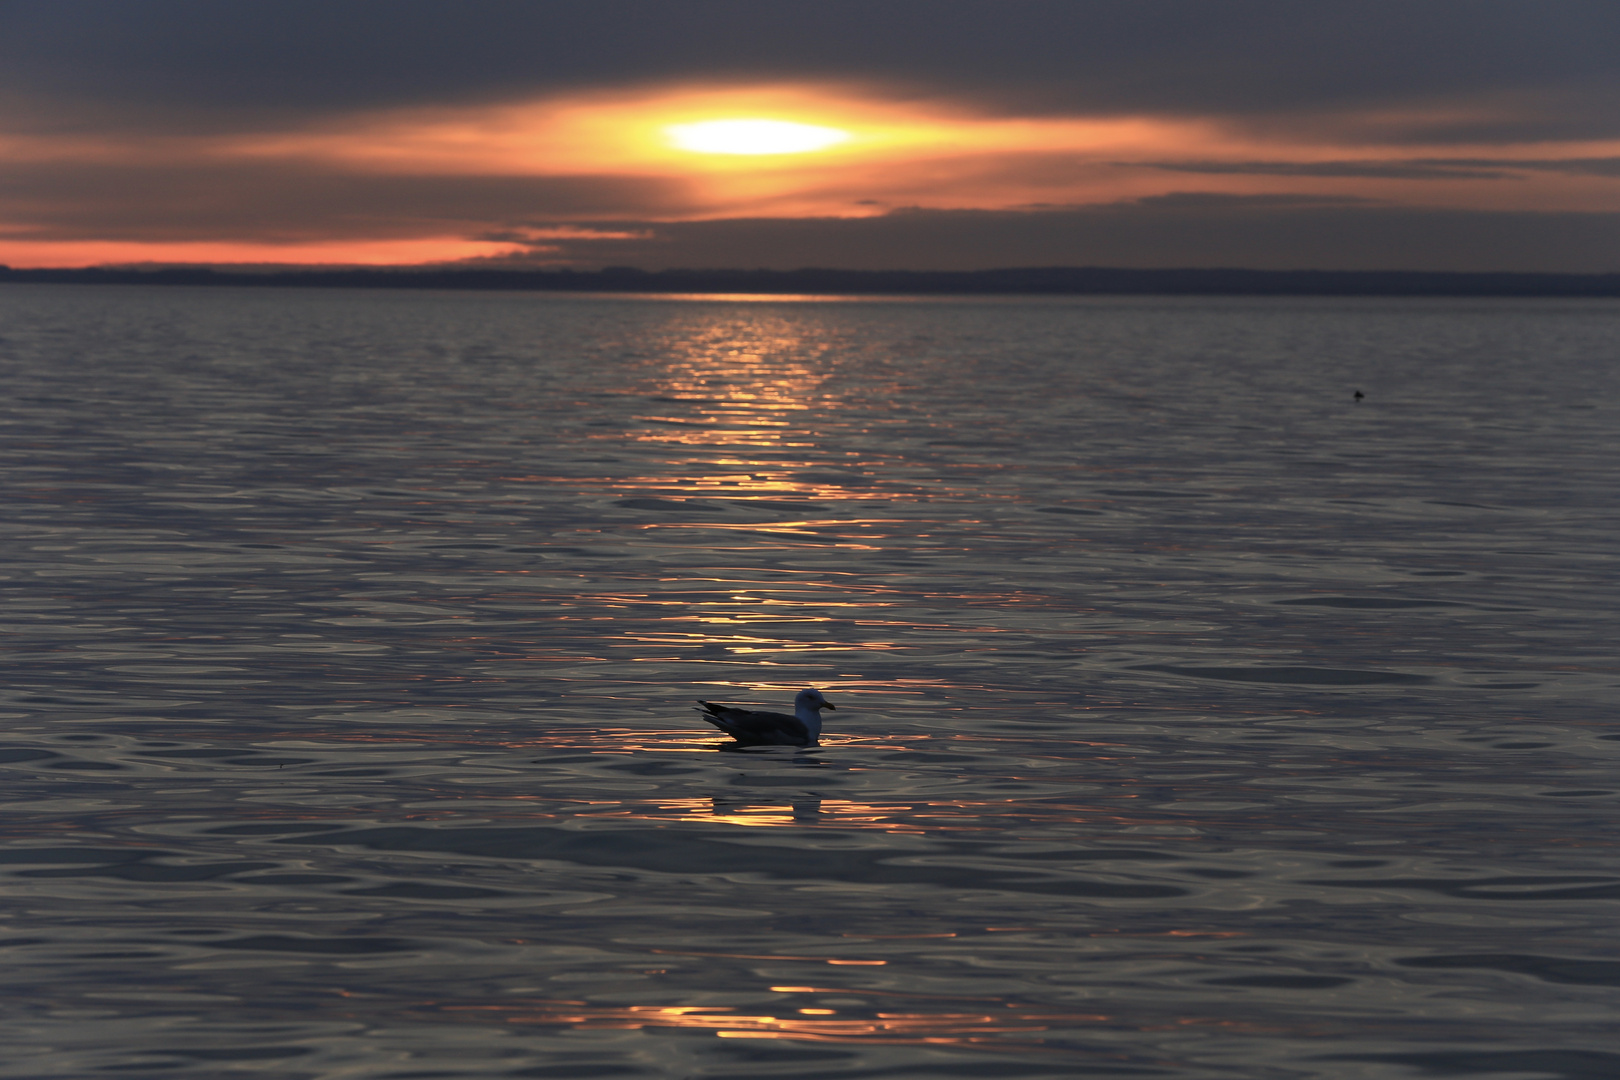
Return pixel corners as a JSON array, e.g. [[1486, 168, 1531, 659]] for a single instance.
[[637, 328, 827, 409], [562, 790, 1161, 836], [436, 993, 1114, 1050], [256, 720, 1165, 836], [493, 309, 952, 569]]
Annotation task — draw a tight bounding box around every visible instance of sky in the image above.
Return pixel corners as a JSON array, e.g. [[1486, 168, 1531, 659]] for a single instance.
[[3, 0, 1619, 272]]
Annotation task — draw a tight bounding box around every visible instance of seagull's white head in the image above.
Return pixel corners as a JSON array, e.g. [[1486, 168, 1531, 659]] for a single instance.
[[793, 688, 835, 736], [796, 688, 835, 712]]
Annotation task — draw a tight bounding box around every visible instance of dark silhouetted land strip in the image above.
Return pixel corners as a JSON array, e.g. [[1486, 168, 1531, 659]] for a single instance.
[[4, 265, 1620, 296]]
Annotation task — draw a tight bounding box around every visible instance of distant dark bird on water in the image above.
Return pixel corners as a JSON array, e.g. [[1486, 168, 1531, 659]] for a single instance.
[[1353, 389, 1365, 401], [696, 688, 836, 747]]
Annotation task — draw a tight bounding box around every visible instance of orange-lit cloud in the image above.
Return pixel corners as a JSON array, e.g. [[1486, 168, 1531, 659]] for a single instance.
[[0, 235, 525, 269], [175, 83, 1620, 214], [198, 82, 1236, 222], [4, 80, 1620, 269]]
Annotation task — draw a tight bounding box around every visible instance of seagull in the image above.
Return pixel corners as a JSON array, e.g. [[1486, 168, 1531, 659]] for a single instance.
[[695, 688, 836, 748]]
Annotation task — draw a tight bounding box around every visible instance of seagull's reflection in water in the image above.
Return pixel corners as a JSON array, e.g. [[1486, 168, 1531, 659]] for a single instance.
[[710, 793, 825, 823], [714, 743, 831, 764], [711, 740, 830, 823]]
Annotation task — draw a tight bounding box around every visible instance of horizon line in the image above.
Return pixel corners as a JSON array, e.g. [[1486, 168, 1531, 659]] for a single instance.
[[3, 263, 1618, 298]]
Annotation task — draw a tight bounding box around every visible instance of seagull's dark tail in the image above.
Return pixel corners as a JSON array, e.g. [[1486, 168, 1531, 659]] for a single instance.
[[695, 701, 731, 731]]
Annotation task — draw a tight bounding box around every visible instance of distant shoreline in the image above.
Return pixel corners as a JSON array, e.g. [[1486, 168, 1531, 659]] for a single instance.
[[3, 264, 1620, 297]]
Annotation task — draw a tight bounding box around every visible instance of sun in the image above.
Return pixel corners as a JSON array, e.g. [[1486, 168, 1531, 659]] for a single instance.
[[665, 118, 851, 156]]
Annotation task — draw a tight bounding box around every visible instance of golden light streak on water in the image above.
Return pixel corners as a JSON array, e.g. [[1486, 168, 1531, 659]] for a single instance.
[[436, 995, 1115, 1049]]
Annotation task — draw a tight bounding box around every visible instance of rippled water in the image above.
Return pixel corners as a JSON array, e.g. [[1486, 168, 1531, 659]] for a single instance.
[[2, 284, 1618, 1079]]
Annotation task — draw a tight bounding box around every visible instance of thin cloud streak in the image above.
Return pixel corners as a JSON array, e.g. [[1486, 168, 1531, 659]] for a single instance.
[[1144, 157, 1620, 180]]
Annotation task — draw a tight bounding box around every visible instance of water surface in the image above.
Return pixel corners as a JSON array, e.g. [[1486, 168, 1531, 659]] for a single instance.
[[2, 285, 1618, 1078]]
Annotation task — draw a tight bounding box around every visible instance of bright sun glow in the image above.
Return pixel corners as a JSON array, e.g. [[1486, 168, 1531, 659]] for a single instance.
[[666, 119, 851, 155]]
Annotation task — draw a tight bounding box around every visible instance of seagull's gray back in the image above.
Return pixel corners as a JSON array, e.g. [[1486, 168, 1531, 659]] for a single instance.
[[696, 701, 815, 747]]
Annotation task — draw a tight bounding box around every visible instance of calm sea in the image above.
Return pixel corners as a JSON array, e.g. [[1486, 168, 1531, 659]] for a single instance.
[[2, 284, 1618, 1079]]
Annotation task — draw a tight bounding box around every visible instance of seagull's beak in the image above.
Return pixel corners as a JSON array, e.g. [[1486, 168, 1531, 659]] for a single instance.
[[823, 702, 836, 710]]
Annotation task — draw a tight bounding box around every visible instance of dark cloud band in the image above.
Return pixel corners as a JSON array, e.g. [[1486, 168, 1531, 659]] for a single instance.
[[497, 202, 1620, 274], [5, 0, 1618, 133]]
